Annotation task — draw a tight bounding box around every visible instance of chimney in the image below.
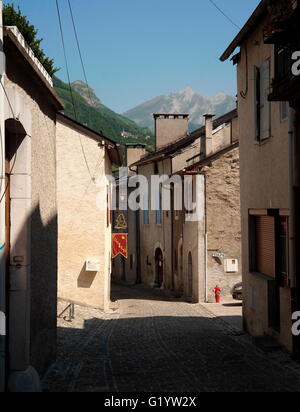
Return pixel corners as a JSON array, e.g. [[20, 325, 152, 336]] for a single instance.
[[126, 145, 147, 175], [204, 114, 215, 157], [154, 114, 189, 150]]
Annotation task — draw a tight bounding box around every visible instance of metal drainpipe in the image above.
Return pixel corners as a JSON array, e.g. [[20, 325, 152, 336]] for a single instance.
[[0, 0, 6, 393], [288, 106, 295, 290], [205, 233, 208, 303], [129, 165, 142, 284], [203, 171, 208, 303], [288, 105, 299, 359]]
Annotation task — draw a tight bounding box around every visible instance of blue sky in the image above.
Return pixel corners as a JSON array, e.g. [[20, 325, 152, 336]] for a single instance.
[[4, 0, 260, 113]]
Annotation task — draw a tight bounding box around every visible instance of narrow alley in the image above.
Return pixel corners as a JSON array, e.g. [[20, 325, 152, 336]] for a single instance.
[[43, 285, 300, 393]]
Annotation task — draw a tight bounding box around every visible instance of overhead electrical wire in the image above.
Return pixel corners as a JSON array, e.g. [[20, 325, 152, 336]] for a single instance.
[[55, 0, 95, 181], [208, 0, 241, 30], [0, 79, 20, 203], [67, 0, 94, 116], [55, 0, 109, 246], [55, 0, 78, 120]]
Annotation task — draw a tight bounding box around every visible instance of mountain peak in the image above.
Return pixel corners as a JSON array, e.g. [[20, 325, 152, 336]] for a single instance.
[[124, 89, 236, 132], [176, 87, 195, 101], [53, 76, 155, 149], [71, 80, 102, 109], [72, 80, 86, 86]]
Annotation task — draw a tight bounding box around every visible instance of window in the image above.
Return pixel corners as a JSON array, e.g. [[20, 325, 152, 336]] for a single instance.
[[107, 185, 112, 228], [279, 216, 289, 287], [185, 176, 195, 219], [250, 211, 289, 332], [255, 60, 271, 141], [156, 189, 162, 224], [252, 215, 276, 277], [275, 44, 291, 82], [130, 254, 135, 270], [280, 101, 288, 122], [130, 255, 133, 270], [174, 250, 178, 271], [143, 195, 149, 224], [249, 212, 289, 285]]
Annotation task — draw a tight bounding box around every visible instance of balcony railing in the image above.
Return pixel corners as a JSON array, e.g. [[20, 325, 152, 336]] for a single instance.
[[264, 0, 299, 44], [269, 40, 300, 103]]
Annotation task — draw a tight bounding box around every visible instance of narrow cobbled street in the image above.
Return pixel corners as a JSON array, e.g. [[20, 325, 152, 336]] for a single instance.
[[43, 285, 300, 393]]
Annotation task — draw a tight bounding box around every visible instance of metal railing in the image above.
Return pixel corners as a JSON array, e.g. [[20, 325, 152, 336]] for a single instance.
[[58, 303, 75, 322]]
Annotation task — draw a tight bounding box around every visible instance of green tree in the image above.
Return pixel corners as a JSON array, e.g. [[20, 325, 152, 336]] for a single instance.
[[3, 3, 59, 76]]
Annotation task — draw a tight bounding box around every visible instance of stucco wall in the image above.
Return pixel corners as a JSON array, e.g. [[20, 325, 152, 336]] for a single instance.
[[156, 117, 189, 149], [212, 124, 231, 153], [127, 148, 146, 170], [5, 40, 58, 375], [56, 119, 112, 311], [237, 17, 292, 351], [172, 139, 201, 173]]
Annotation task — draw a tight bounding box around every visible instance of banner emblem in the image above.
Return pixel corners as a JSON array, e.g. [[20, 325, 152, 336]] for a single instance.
[[112, 233, 128, 259]]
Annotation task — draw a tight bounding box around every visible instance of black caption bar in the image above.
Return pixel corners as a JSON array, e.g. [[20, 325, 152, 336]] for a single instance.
[[103, 394, 200, 409]]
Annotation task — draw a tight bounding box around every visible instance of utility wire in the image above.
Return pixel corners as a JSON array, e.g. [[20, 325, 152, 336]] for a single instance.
[[55, 0, 78, 120], [67, 0, 94, 116], [56, 0, 94, 181], [208, 0, 241, 30], [0, 79, 20, 203]]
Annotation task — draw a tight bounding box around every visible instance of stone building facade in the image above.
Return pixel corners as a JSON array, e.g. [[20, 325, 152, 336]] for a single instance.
[[176, 111, 241, 302], [221, 0, 295, 353], [112, 145, 146, 286], [1, 26, 64, 391], [182, 117, 241, 301], [131, 110, 241, 303]]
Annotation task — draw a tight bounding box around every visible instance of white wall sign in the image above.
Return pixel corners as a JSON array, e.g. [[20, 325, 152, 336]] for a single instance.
[[0, 311, 5, 336], [212, 252, 227, 258]]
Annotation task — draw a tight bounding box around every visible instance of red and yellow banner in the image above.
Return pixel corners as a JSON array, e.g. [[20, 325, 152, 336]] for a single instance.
[[112, 233, 128, 259]]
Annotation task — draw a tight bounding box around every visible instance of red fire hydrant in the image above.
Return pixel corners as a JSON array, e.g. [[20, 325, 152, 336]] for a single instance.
[[213, 286, 221, 303]]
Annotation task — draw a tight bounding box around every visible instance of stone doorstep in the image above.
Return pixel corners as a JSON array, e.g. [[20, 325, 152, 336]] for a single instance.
[[254, 336, 284, 353]]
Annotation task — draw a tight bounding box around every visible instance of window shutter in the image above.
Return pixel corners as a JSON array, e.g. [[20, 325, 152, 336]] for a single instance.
[[255, 66, 261, 140], [143, 195, 149, 224], [156, 191, 162, 224], [255, 216, 275, 278], [260, 60, 271, 140]]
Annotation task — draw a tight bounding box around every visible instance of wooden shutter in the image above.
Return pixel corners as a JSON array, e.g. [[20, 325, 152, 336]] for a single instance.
[[255, 66, 261, 140], [255, 216, 275, 278], [260, 60, 271, 140]]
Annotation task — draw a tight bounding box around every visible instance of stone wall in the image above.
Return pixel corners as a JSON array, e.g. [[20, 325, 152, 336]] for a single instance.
[[138, 159, 173, 288], [205, 147, 242, 300]]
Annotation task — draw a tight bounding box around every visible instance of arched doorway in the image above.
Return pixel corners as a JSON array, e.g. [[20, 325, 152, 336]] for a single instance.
[[177, 239, 184, 296], [155, 248, 164, 288], [187, 252, 193, 301], [4, 118, 31, 377]]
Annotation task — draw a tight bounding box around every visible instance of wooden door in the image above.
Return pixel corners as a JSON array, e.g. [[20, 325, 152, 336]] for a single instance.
[[187, 252, 193, 300], [155, 249, 163, 288]]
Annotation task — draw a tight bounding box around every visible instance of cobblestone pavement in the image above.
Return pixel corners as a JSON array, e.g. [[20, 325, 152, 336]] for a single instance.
[[43, 284, 300, 392]]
